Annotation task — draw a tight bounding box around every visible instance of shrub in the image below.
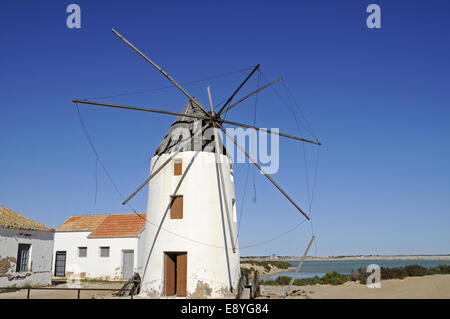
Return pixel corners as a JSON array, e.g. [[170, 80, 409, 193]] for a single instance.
[[349, 264, 450, 284], [404, 265, 427, 277], [260, 271, 350, 287], [426, 265, 450, 275]]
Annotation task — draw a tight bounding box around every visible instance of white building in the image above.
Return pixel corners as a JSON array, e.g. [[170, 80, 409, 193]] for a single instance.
[[140, 100, 240, 298], [0, 206, 54, 287], [53, 213, 146, 281]]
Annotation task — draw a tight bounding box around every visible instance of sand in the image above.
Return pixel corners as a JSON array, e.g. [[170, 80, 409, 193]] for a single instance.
[[260, 274, 450, 299], [2, 275, 449, 299], [0, 282, 127, 299]]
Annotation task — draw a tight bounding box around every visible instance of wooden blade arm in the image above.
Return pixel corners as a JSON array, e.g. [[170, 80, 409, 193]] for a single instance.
[[217, 123, 310, 221], [111, 28, 212, 119], [216, 64, 260, 115], [207, 87, 237, 253], [218, 77, 282, 116], [72, 99, 212, 122], [286, 235, 315, 296], [219, 118, 322, 145], [122, 123, 210, 205], [212, 126, 237, 253]]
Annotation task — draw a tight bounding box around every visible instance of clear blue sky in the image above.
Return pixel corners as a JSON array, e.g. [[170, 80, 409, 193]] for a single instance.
[[1, 0, 449, 256]]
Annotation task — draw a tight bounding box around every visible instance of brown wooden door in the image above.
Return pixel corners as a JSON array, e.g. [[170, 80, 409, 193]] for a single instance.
[[176, 252, 187, 297], [164, 253, 176, 296]]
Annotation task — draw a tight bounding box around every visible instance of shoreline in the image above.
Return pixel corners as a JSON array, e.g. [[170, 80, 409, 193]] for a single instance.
[[242, 255, 450, 262]]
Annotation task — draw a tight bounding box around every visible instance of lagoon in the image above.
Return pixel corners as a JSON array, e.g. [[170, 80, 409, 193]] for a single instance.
[[263, 259, 450, 280]]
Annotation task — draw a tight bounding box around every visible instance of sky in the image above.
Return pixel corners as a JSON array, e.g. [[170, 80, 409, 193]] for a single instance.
[[1, 0, 449, 257]]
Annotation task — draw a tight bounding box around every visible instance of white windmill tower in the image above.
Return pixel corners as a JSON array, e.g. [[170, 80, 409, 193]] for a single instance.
[[73, 29, 321, 298]]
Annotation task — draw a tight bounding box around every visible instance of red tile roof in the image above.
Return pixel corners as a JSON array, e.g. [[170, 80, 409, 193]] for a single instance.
[[56, 213, 146, 238], [56, 214, 109, 231]]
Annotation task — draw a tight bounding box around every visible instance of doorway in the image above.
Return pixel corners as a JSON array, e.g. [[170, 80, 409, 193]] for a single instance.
[[122, 250, 134, 280], [54, 251, 66, 277], [163, 252, 187, 296]]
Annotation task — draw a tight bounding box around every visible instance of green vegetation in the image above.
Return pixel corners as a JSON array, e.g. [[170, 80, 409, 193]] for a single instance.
[[350, 264, 450, 284], [260, 264, 450, 287], [261, 271, 349, 286]]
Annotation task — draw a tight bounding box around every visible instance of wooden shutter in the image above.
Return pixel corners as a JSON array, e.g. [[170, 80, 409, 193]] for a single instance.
[[170, 195, 183, 219], [174, 160, 182, 176], [176, 252, 187, 297]]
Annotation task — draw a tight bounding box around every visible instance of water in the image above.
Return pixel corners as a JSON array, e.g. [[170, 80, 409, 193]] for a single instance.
[[263, 259, 450, 280]]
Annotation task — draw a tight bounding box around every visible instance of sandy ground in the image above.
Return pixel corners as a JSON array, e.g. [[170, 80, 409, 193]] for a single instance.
[[2, 275, 449, 299], [0, 281, 129, 299], [260, 274, 450, 299]]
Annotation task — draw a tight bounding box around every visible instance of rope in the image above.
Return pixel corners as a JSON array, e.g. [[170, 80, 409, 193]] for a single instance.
[[74, 67, 321, 254], [84, 67, 254, 101], [75, 103, 127, 202], [257, 71, 321, 255], [75, 102, 308, 251], [259, 71, 318, 142], [240, 220, 308, 249]]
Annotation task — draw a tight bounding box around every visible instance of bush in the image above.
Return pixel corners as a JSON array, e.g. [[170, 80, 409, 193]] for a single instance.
[[381, 266, 407, 280], [260, 264, 450, 287], [404, 265, 427, 277], [349, 264, 450, 284], [260, 271, 350, 287], [320, 271, 350, 285], [426, 265, 450, 275]]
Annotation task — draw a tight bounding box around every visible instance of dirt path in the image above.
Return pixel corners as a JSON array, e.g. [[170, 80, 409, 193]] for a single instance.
[[260, 274, 450, 299]]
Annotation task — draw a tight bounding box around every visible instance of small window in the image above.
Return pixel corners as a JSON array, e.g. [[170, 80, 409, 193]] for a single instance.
[[100, 247, 110, 258], [174, 159, 182, 176], [78, 247, 87, 258], [16, 244, 31, 272], [170, 195, 183, 219]]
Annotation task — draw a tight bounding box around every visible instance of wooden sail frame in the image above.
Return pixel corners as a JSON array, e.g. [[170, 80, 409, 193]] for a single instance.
[[73, 28, 322, 223]]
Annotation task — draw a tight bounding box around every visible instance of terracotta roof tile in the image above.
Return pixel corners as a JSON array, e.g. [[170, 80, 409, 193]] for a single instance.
[[56, 214, 109, 232], [0, 206, 53, 232], [56, 213, 146, 238], [88, 213, 146, 238]]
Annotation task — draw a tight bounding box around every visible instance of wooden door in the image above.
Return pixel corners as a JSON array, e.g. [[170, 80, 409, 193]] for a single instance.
[[176, 252, 187, 296], [122, 250, 134, 280], [164, 253, 176, 296]]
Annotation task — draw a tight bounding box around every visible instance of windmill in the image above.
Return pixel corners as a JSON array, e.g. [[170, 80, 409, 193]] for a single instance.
[[73, 29, 321, 298]]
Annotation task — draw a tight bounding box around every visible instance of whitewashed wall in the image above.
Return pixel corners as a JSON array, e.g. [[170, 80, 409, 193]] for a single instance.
[[0, 227, 54, 287], [53, 231, 141, 280], [140, 151, 240, 298]]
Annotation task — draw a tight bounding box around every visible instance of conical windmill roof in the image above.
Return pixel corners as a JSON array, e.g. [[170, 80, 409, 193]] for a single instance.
[[154, 98, 227, 156]]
